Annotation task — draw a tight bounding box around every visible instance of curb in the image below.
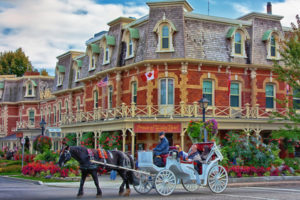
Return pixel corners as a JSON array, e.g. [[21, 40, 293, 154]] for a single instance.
[[1, 176, 43, 185], [229, 176, 300, 183]]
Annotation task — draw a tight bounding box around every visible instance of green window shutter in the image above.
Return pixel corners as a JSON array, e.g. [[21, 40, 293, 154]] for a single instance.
[[262, 30, 272, 41], [90, 44, 100, 54], [226, 27, 237, 38], [0, 82, 4, 89], [129, 28, 139, 39], [76, 60, 82, 68], [105, 35, 116, 46], [58, 65, 65, 73]]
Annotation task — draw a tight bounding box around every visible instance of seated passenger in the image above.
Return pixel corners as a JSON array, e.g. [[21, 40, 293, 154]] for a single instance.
[[176, 145, 188, 160], [153, 132, 169, 156], [187, 144, 203, 172]]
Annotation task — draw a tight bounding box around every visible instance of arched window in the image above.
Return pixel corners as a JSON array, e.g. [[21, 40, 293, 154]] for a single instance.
[[234, 32, 242, 55], [131, 81, 137, 104], [162, 26, 169, 49], [266, 84, 275, 109], [270, 34, 276, 57], [128, 39, 133, 56], [94, 90, 98, 109]]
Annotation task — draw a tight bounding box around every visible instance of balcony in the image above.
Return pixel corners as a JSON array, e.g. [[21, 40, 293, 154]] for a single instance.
[[61, 102, 288, 126], [16, 120, 41, 130]]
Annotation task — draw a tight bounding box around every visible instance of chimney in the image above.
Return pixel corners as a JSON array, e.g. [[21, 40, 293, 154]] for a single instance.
[[267, 2, 272, 14]]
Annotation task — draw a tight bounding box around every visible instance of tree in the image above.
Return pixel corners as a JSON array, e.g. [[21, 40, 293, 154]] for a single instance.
[[0, 48, 32, 77], [40, 69, 49, 76], [272, 15, 300, 147]]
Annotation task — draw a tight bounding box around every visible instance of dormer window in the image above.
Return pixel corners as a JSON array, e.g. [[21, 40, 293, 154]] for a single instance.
[[153, 15, 176, 53], [56, 65, 65, 86], [89, 44, 100, 71], [25, 80, 37, 97], [227, 27, 250, 58], [101, 35, 116, 65], [262, 30, 281, 60], [122, 28, 139, 59], [74, 59, 82, 82]]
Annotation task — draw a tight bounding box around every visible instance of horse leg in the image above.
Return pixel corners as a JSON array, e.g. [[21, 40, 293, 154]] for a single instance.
[[119, 171, 130, 197], [91, 170, 102, 198], [118, 170, 126, 196], [77, 170, 88, 198]]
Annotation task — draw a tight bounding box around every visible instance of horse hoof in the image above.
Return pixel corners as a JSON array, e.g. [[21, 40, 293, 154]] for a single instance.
[[77, 194, 83, 198], [96, 194, 102, 198], [118, 192, 123, 196], [123, 189, 131, 197]]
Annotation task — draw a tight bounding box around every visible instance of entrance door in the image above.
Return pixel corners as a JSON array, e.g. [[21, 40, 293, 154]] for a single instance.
[[165, 133, 173, 146], [159, 78, 174, 115]]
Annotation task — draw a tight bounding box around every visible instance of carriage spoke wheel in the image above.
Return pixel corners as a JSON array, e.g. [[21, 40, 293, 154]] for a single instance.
[[133, 174, 153, 194], [181, 179, 199, 192], [155, 169, 176, 196], [207, 165, 228, 193]]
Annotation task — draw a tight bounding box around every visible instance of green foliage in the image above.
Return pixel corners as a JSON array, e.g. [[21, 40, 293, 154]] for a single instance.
[[64, 158, 79, 170], [271, 15, 300, 148], [40, 69, 49, 76], [98, 131, 122, 150], [283, 157, 300, 170], [33, 135, 52, 153], [221, 131, 283, 168], [0, 48, 33, 76], [80, 132, 94, 148], [63, 133, 77, 146], [0, 165, 21, 173], [0, 150, 4, 157], [187, 119, 218, 143], [34, 150, 59, 163]]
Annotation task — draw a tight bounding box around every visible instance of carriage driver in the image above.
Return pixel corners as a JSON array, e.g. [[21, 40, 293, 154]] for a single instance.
[[153, 132, 169, 156]]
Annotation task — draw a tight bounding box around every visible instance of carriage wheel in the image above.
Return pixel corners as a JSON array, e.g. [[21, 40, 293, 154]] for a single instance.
[[181, 179, 199, 192], [133, 173, 153, 194], [207, 165, 228, 193], [154, 169, 176, 196]]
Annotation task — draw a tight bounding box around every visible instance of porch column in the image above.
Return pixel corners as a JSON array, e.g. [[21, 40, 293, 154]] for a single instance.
[[129, 129, 135, 157], [254, 128, 262, 144], [76, 132, 82, 146], [94, 131, 100, 149], [122, 129, 126, 152], [181, 127, 187, 150], [30, 139, 33, 154], [250, 68, 257, 107]]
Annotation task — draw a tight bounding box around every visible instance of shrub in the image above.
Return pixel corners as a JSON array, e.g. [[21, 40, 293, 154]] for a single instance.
[[62, 133, 77, 146], [0, 165, 21, 173], [80, 132, 94, 148], [33, 135, 52, 153], [98, 131, 122, 150], [284, 158, 300, 170], [34, 151, 59, 163]]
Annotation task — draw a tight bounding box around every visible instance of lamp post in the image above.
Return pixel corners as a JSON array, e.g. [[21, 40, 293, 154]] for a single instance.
[[199, 96, 209, 142], [40, 118, 46, 136]]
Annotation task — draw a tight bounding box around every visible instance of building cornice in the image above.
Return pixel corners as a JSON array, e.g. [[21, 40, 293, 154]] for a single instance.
[[52, 86, 84, 96], [0, 101, 41, 105], [238, 12, 284, 21], [0, 76, 54, 81], [78, 58, 274, 82], [146, 0, 193, 12], [56, 51, 84, 59]]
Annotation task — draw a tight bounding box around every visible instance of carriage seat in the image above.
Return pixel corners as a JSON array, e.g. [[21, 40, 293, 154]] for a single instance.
[[195, 142, 214, 161]]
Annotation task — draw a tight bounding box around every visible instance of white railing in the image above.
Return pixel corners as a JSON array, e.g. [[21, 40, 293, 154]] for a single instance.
[[59, 102, 288, 126]]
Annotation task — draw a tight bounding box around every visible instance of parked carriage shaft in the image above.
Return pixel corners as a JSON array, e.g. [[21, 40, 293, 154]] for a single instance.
[[90, 160, 151, 176]]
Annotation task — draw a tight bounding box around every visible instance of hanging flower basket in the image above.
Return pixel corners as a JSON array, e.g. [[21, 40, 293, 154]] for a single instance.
[[33, 135, 52, 153], [187, 119, 218, 143]]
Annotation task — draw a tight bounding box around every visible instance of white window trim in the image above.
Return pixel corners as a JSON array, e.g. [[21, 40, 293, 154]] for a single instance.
[[230, 82, 242, 108], [266, 83, 276, 111], [93, 90, 98, 109], [203, 79, 215, 107], [230, 30, 248, 58], [266, 34, 281, 60], [103, 46, 110, 65], [57, 72, 63, 86], [158, 78, 175, 106], [75, 68, 80, 82], [108, 85, 113, 109], [131, 81, 137, 104], [24, 81, 36, 97], [89, 54, 97, 71]]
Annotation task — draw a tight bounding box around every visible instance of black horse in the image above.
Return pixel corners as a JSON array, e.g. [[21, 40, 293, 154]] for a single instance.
[[58, 145, 137, 198]]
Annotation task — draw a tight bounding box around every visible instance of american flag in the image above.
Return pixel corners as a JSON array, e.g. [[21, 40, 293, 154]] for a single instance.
[[97, 76, 108, 87]]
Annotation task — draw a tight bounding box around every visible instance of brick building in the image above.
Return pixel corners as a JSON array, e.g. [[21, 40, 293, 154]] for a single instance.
[[0, 0, 299, 156]]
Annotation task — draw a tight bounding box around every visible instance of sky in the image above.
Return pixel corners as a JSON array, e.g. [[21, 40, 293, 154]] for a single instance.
[[0, 0, 299, 75]]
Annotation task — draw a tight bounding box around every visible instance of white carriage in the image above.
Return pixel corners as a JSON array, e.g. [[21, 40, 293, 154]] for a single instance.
[[133, 142, 228, 196]]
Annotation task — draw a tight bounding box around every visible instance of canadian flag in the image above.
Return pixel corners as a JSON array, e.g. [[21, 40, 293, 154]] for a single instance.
[[141, 69, 158, 82]]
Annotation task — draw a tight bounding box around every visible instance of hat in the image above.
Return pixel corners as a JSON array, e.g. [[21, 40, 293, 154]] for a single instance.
[[159, 132, 165, 136]]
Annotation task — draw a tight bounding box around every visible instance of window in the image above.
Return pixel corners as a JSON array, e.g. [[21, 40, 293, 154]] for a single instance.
[[203, 80, 213, 106], [108, 86, 113, 109], [160, 79, 174, 105], [270, 35, 276, 57], [28, 83, 33, 96], [48, 107, 51, 125], [41, 109, 43, 121], [234, 32, 242, 55], [25, 81, 35, 97], [54, 106, 57, 123], [77, 99, 81, 111], [59, 102, 62, 121], [29, 110, 35, 124], [293, 89, 300, 110], [105, 47, 109, 63], [65, 100, 69, 114], [131, 81, 137, 104], [57, 72, 63, 86], [230, 83, 240, 107], [128, 39, 133, 57], [265, 84, 275, 109], [93, 90, 98, 109], [162, 26, 169, 49], [75, 69, 80, 81]]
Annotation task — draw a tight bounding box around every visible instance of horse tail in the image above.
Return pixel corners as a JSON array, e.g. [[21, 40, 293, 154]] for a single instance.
[[126, 153, 139, 186]]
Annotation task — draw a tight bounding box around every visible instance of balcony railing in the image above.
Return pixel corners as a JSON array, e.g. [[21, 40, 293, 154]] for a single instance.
[[16, 121, 41, 129], [60, 102, 288, 126]]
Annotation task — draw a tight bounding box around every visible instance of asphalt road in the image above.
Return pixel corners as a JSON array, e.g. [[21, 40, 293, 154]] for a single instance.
[[0, 177, 300, 200]]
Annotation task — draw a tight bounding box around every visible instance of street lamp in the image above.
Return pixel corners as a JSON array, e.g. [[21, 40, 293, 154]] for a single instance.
[[198, 96, 209, 122], [40, 118, 46, 136]]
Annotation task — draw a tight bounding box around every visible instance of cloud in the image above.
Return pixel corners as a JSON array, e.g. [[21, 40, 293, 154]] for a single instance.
[[0, 0, 148, 75], [266, 0, 300, 27], [232, 3, 251, 15]]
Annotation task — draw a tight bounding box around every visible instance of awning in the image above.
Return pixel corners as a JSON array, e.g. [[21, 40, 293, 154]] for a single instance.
[[226, 27, 237, 38], [58, 65, 65, 73], [0, 82, 4, 89], [262, 30, 273, 41], [32, 80, 37, 87], [90, 43, 100, 54], [76, 59, 82, 68], [129, 28, 140, 39], [105, 35, 116, 46]]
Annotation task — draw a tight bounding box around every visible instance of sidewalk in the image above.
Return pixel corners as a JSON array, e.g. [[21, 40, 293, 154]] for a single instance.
[[43, 175, 300, 189]]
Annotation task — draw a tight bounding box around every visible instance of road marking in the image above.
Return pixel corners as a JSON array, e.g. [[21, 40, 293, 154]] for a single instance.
[[244, 187, 300, 193], [218, 194, 278, 200]]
